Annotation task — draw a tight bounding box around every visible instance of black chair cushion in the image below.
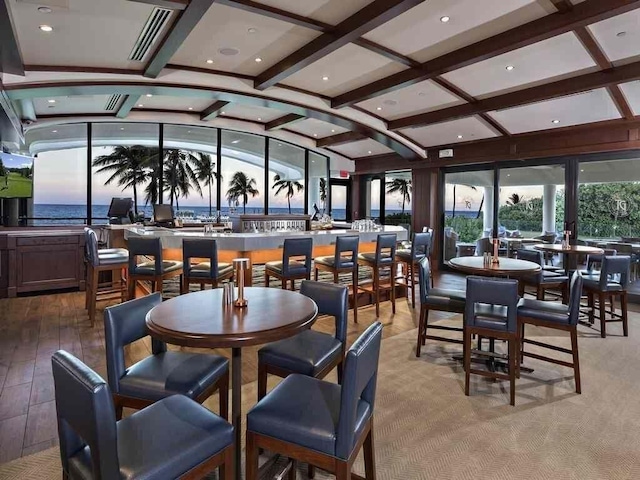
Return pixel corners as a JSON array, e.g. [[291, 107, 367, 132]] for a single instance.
[[424, 288, 466, 311], [540, 272, 569, 285], [248, 374, 370, 457], [69, 395, 233, 480], [134, 260, 183, 276], [265, 260, 308, 276], [472, 304, 509, 331], [517, 298, 570, 324], [314, 256, 355, 270], [97, 251, 129, 266], [259, 330, 342, 376], [395, 250, 425, 263], [583, 277, 624, 292], [358, 252, 393, 265], [119, 351, 228, 401], [188, 262, 233, 279]]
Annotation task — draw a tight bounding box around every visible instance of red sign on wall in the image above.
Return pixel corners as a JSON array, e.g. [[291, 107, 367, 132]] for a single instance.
[[339, 170, 349, 178]]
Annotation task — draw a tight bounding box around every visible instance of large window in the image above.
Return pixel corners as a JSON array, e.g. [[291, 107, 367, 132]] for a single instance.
[[221, 130, 265, 214], [308, 152, 329, 217], [384, 170, 411, 225], [268, 140, 305, 214]]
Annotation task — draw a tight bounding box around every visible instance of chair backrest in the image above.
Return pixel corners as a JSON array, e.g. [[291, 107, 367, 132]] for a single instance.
[[103, 293, 164, 394], [399, 223, 411, 238], [411, 232, 431, 260], [599, 255, 631, 291], [333, 235, 359, 269], [606, 242, 633, 255], [516, 248, 543, 280], [336, 321, 383, 460], [537, 233, 557, 244], [374, 233, 397, 264], [422, 226, 433, 235], [475, 237, 492, 256], [586, 248, 616, 270], [282, 237, 313, 275], [300, 280, 348, 344], [84, 227, 100, 267], [417, 256, 432, 303], [183, 238, 220, 278], [465, 276, 519, 333], [567, 271, 584, 326], [52, 350, 120, 479], [128, 237, 163, 274]]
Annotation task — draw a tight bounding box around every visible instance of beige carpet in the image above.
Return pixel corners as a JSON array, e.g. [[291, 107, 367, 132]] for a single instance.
[[2, 315, 640, 479]]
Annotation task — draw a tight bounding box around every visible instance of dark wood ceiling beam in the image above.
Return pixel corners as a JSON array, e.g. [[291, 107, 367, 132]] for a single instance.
[[265, 113, 305, 131], [352, 39, 421, 68], [200, 100, 229, 120], [0, 0, 24, 75], [144, 0, 216, 78], [17, 99, 36, 122], [253, 0, 424, 90], [549, 0, 573, 13], [332, 0, 640, 108], [608, 85, 635, 120], [127, 0, 189, 10], [574, 27, 612, 70], [316, 131, 367, 147], [116, 95, 141, 118], [388, 60, 640, 130], [217, 0, 329, 31]]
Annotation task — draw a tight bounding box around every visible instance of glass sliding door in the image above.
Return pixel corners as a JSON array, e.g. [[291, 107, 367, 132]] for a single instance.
[[268, 140, 305, 214], [330, 178, 350, 221], [308, 151, 328, 216], [221, 130, 265, 214]]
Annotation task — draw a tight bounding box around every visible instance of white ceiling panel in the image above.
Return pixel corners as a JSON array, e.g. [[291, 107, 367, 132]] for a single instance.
[[133, 96, 215, 112], [329, 139, 394, 158], [219, 104, 283, 123], [286, 118, 349, 139], [399, 116, 499, 147], [33, 95, 112, 115], [280, 43, 406, 97], [363, 0, 548, 62], [172, 3, 320, 76], [441, 32, 597, 98], [9, 0, 167, 69], [356, 79, 465, 120], [250, 0, 372, 26], [588, 9, 640, 64], [488, 88, 621, 134], [619, 81, 640, 115]]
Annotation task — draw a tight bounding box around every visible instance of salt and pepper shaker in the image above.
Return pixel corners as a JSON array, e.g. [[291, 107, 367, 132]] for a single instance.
[[222, 281, 235, 307]]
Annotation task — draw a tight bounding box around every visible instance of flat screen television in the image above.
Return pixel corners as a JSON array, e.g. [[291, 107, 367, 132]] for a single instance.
[[0, 152, 34, 198], [153, 204, 174, 225]]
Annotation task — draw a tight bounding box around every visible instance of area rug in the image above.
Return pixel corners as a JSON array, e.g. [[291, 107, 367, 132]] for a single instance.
[[3, 319, 640, 479]]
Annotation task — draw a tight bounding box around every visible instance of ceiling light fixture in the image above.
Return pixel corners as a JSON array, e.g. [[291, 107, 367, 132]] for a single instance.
[[138, 104, 144, 107], [313, 133, 318, 137], [505, 65, 515, 71], [552, 119, 560, 124], [231, 139, 240, 144], [188, 107, 193, 110], [38, 6, 52, 13], [39, 24, 53, 32], [206, 59, 214, 64], [367, 151, 372, 154], [120, 127, 125, 131], [322, 76, 329, 81], [48, 99, 56, 103], [51, 130, 57, 133], [581, 169, 585, 172], [617, 31, 627, 38], [440, 16, 450, 23], [376, 106, 383, 111], [145, 94, 152, 97], [248, 28, 257, 34], [255, 57, 262, 63], [457, 135, 463, 139], [221, 111, 225, 115], [331, 129, 335, 133], [257, 117, 262, 121]]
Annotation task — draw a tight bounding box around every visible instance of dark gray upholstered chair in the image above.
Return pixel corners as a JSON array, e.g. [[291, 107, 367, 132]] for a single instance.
[[358, 233, 398, 317], [475, 237, 492, 256], [52, 350, 234, 480], [518, 271, 583, 393], [583, 255, 631, 338], [83, 227, 129, 326], [314, 235, 360, 322], [181, 238, 234, 293], [104, 293, 229, 420], [265, 237, 313, 290], [464, 276, 520, 405], [416, 257, 466, 357], [583, 248, 617, 273], [246, 322, 383, 480], [517, 248, 569, 303], [396, 232, 431, 308], [127, 237, 183, 299]]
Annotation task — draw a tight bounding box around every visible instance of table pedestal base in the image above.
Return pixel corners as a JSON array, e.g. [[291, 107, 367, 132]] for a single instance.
[[232, 347, 242, 480]]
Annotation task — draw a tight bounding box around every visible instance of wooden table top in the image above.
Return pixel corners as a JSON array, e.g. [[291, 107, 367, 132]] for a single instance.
[[448, 256, 541, 276], [146, 287, 318, 349], [533, 244, 604, 254]]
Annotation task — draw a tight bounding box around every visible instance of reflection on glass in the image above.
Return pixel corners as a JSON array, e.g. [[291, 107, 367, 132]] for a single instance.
[[268, 140, 305, 214], [222, 131, 265, 214], [331, 184, 347, 221], [308, 152, 328, 216], [384, 170, 411, 226]]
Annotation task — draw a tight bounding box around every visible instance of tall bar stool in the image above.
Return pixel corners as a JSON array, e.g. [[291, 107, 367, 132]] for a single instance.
[[265, 237, 313, 290], [464, 276, 520, 406], [314, 235, 359, 322], [395, 232, 431, 308], [84, 228, 128, 327], [127, 237, 183, 299], [182, 238, 234, 293], [517, 248, 569, 303], [357, 233, 397, 317]]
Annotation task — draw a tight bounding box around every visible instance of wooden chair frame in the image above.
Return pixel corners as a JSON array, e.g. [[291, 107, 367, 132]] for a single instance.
[[314, 261, 359, 323], [416, 302, 464, 357], [357, 258, 397, 318], [584, 288, 629, 338], [265, 254, 311, 290], [181, 263, 234, 294], [177, 444, 234, 480], [127, 265, 183, 299], [86, 261, 128, 327]]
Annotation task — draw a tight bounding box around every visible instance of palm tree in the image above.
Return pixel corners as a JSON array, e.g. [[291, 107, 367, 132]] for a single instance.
[[193, 152, 220, 216], [319, 178, 327, 214], [272, 174, 304, 214], [507, 193, 524, 205], [385, 178, 412, 214], [226, 171, 259, 214], [93, 145, 157, 214], [163, 149, 203, 209]]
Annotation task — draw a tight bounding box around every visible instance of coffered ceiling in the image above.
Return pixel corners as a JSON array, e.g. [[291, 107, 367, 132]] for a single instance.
[[2, 0, 640, 168]]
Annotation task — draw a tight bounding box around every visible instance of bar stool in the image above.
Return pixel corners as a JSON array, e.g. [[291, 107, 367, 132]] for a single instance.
[[464, 276, 520, 406], [314, 235, 359, 322], [357, 233, 397, 317], [265, 237, 313, 290], [517, 248, 569, 303], [583, 248, 617, 273], [127, 237, 183, 299], [395, 232, 431, 308], [181, 238, 234, 293], [84, 228, 128, 327]]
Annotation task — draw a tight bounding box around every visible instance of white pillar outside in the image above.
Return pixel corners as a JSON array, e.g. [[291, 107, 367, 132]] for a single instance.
[[542, 184, 557, 233], [482, 186, 494, 236]]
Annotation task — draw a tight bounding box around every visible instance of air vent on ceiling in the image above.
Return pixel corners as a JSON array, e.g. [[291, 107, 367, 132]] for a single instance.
[[105, 94, 123, 111], [128, 7, 172, 62]]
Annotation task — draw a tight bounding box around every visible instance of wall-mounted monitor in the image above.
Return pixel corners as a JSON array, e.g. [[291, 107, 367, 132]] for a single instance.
[[0, 152, 34, 198], [153, 204, 174, 225]]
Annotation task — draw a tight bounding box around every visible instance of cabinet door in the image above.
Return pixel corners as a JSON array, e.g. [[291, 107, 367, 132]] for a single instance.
[[15, 243, 81, 293]]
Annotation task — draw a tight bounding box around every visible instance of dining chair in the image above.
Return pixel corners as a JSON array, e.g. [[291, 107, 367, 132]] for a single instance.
[[258, 280, 347, 402], [246, 322, 383, 480], [104, 293, 229, 420], [127, 237, 183, 299], [52, 350, 234, 480], [181, 238, 234, 293], [358, 233, 397, 317], [416, 257, 466, 357], [517, 248, 569, 303], [265, 237, 313, 290], [464, 276, 520, 406], [396, 232, 431, 308]]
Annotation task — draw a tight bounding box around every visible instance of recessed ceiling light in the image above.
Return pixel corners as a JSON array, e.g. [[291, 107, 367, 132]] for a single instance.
[[311, 160, 315, 163], [368, 151, 372, 154], [51, 130, 57, 133], [313, 133, 318, 137], [138, 104, 144, 107], [221, 111, 225, 115], [231, 139, 240, 144], [617, 31, 627, 38], [383, 99, 398, 106], [248, 28, 257, 34], [505, 65, 515, 71], [418, 92, 426, 97], [581, 169, 585, 172], [188, 107, 193, 110], [331, 129, 335, 133], [322, 76, 329, 81], [257, 117, 262, 121], [38, 6, 52, 13], [187, 130, 191, 133], [457, 135, 463, 139], [39, 24, 53, 32], [552, 119, 560, 124], [120, 127, 125, 131], [440, 16, 450, 23], [278, 143, 282, 147], [48, 99, 56, 103], [206, 59, 214, 64], [376, 106, 383, 111], [507, 174, 511, 177], [145, 94, 152, 97], [255, 57, 262, 63]]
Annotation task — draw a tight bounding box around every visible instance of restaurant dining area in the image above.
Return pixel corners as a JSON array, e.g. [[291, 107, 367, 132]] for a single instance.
[[3, 1, 640, 479]]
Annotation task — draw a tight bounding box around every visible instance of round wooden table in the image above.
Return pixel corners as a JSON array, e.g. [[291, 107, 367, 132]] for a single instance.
[[533, 243, 603, 273], [146, 287, 318, 480], [448, 256, 541, 277]]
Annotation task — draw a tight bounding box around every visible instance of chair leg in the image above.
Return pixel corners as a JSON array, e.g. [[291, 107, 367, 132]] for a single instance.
[[265, 273, 270, 287], [245, 431, 259, 480], [587, 291, 594, 325], [88, 267, 99, 327], [519, 321, 525, 364], [409, 262, 415, 309], [599, 292, 606, 338], [281, 278, 287, 290], [115, 404, 123, 421], [570, 327, 581, 394], [363, 426, 377, 480], [288, 460, 297, 480], [464, 329, 471, 397], [536, 285, 544, 300], [509, 338, 516, 406], [120, 267, 127, 303], [352, 268, 358, 324], [219, 372, 229, 421], [128, 276, 136, 300], [220, 444, 234, 480], [257, 362, 267, 401], [308, 464, 316, 479], [336, 361, 344, 385], [422, 307, 429, 346], [157, 276, 164, 297], [314, 268, 319, 281], [335, 461, 350, 480], [291, 279, 295, 291], [333, 271, 339, 284], [390, 264, 396, 314], [416, 305, 425, 357], [374, 268, 380, 318], [621, 292, 629, 337]]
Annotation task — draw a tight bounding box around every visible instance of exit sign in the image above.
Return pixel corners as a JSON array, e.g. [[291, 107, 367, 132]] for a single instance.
[[339, 170, 349, 178], [439, 149, 454, 158]]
